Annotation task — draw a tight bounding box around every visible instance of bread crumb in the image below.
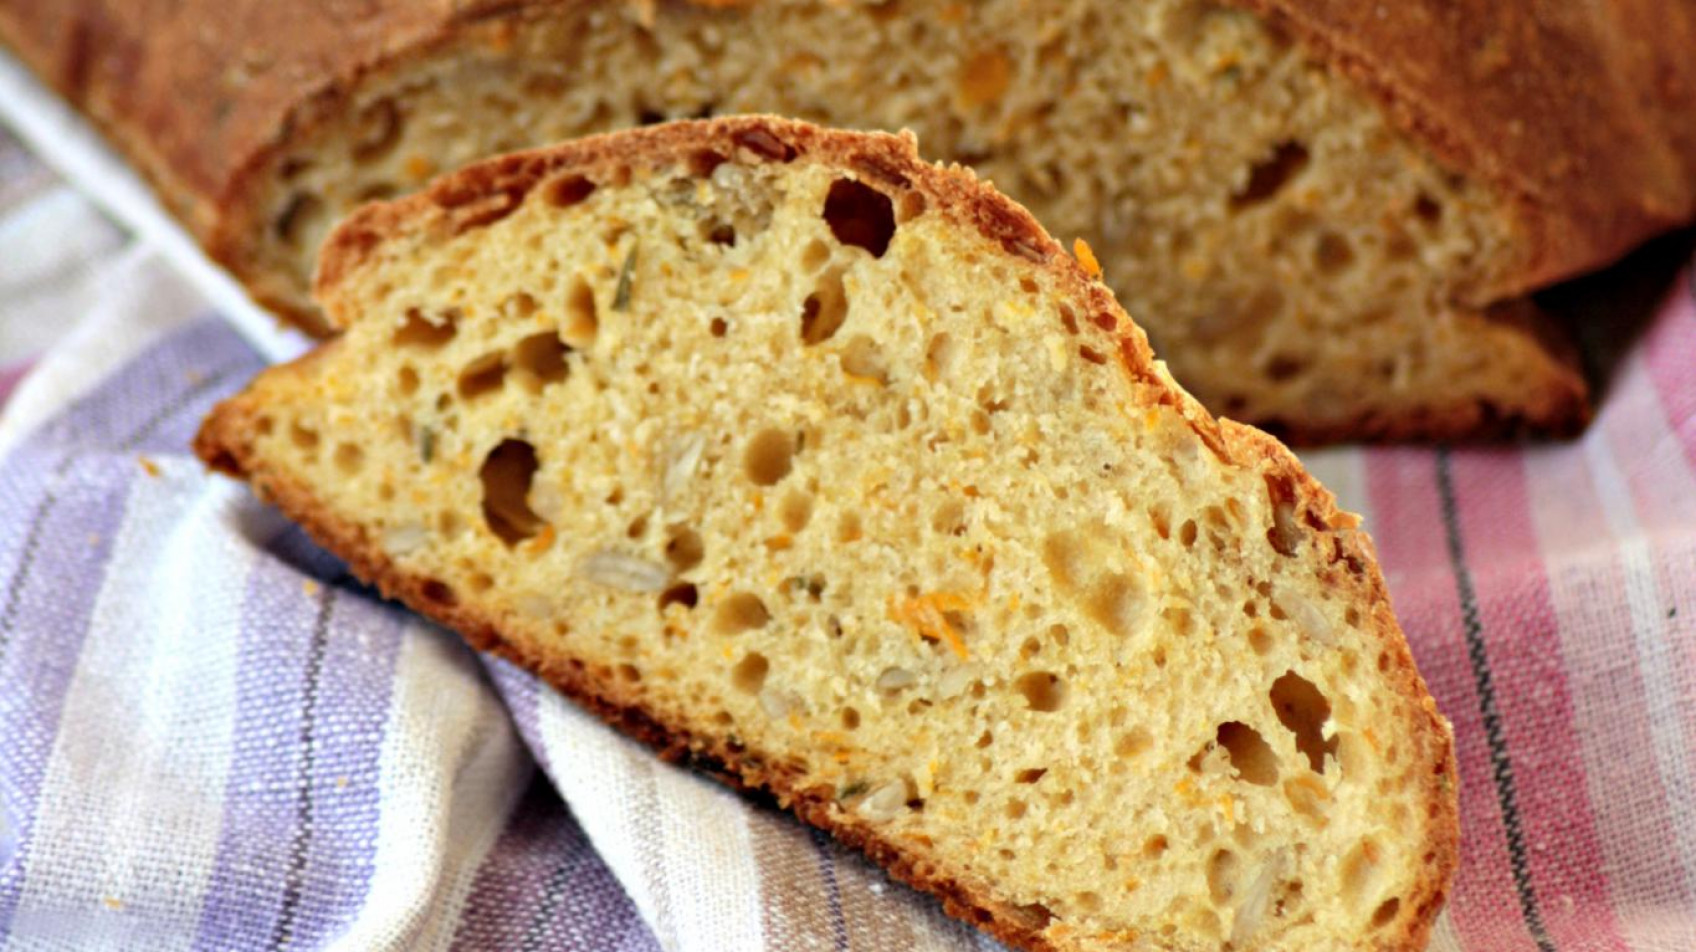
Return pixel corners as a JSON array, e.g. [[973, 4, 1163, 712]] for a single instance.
[[101, 896, 123, 911], [302, 579, 321, 598], [138, 456, 161, 478]]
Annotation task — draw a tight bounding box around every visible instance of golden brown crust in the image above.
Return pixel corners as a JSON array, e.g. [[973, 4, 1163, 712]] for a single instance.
[[198, 116, 1457, 952], [1229, 0, 1696, 301]]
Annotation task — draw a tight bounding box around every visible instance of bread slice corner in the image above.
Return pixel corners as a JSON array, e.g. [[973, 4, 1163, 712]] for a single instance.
[[196, 116, 1457, 952]]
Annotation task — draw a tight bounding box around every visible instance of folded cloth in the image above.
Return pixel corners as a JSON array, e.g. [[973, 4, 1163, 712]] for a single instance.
[[3, 102, 1696, 952]]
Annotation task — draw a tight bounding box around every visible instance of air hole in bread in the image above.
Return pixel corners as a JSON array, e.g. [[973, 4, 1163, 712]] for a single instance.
[[565, 275, 599, 346], [779, 490, 813, 533], [800, 268, 849, 345], [839, 334, 889, 383], [822, 179, 896, 257], [544, 174, 597, 209], [1006, 799, 1028, 820], [1339, 839, 1383, 903], [394, 308, 457, 348], [1015, 767, 1047, 784], [703, 219, 737, 247], [731, 127, 796, 163], [1041, 531, 1084, 591], [895, 190, 927, 224], [1271, 671, 1336, 773], [1115, 728, 1152, 760], [687, 148, 728, 179], [436, 510, 460, 537], [731, 651, 770, 694], [924, 332, 957, 381], [1314, 232, 1354, 273], [350, 98, 402, 162], [512, 331, 570, 392], [800, 238, 833, 274], [659, 582, 698, 611], [1084, 571, 1148, 639], [1230, 141, 1309, 210], [840, 706, 860, 730], [1248, 627, 1273, 656], [932, 498, 967, 536], [396, 365, 420, 395], [1206, 849, 1239, 904], [709, 317, 729, 337], [1262, 351, 1307, 392], [1414, 192, 1443, 224], [1147, 505, 1171, 540], [663, 524, 704, 573], [458, 351, 508, 400], [420, 578, 456, 606], [1215, 721, 1278, 786], [714, 591, 770, 634], [744, 428, 797, 486], [290, 422, 320, 452], [333, 442, 364, 475], [1014, 671, 1065, 712], [479, 438, 545, 545], [1372, 897, 1401, 929], [836, 511, 863, 544], [274, 192, 326, 247]]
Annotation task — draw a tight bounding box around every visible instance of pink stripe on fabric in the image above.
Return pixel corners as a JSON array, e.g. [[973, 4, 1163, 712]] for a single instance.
[[1641, 273, 1696, 467], [1448, 449, 1627, 952], [1600, 328, 1696, 753], [0, 359, 37, 411], [1522, 444, 1695, 938], [1365, 447, 1541, 952]]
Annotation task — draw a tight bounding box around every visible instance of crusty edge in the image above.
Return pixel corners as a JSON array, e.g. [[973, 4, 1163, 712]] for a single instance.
[[199, 116, 1458, 952], [1263, 296, 1591, 447]]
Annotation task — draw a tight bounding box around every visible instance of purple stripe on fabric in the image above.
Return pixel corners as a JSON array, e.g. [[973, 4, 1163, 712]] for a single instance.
[[0, 461, 134, 940], [0, 316, 258, 940], [809, 828, 851, 952], [192, 557, 406, 951], [448, 772, 659, 952], [9, 317, 260, 458]]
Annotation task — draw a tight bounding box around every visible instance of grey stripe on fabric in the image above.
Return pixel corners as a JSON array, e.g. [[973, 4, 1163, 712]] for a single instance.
[[270, 586, 336, 949], [1436, 448, 1555, 952]]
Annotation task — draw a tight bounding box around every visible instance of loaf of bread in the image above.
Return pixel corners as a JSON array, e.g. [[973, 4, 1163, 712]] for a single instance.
[[13, 2, 1696, 441], [196, 117, 1458, 951]]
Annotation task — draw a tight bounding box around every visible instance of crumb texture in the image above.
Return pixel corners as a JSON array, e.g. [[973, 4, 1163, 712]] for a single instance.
[[201, 120, 1455, 952], [232, 0, 1584, 439]]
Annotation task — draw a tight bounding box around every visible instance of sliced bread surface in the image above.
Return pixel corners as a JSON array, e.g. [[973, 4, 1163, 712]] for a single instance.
[[196, 117, 1458, 952]]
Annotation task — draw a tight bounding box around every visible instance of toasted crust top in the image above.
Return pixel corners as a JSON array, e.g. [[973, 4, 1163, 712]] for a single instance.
[[199, 115, 1460, 952]]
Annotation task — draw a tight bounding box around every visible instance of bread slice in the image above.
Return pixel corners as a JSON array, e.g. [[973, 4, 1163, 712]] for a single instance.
[[16, 1, 1691, 440], [196, 118, 1458, 951]]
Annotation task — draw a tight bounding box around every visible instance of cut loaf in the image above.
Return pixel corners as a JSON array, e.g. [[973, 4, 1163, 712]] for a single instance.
[[13, 1, 1696, 441], [196, 118, 1458, 951]]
